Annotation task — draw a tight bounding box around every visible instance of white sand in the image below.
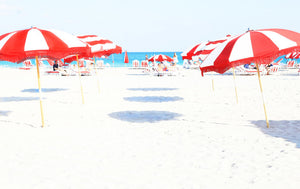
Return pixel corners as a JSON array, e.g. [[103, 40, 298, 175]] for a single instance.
[[0, 66, 300, 189]]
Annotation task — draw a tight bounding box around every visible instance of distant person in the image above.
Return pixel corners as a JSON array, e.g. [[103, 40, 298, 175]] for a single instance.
[[172, 53, 178, 66], [53, 60, 59, 71], [244, 64, 250, 69]]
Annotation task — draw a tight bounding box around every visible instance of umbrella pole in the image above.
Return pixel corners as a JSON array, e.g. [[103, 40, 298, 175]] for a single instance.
[[76, 55, 85, 104], [211, 77, 215, 93], [255, 62, 270, 128], [232, 67, 239, 104], [35, 56, 45, 127], [93, 56, 101, 94]]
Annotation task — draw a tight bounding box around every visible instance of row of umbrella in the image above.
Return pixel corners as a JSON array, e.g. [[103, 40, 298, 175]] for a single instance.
[[182, 28, 300, 128], [124, 53, 174, 64], [0, 27, 123, 127], [285, 51, 300, 59], [182, 29, 300, 74], [2, 27, 300, 128]]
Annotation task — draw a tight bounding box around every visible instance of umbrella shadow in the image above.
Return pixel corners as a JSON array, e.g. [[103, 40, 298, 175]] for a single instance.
[[0, 120, 36, 128], [109, 111, 182, 123], [124, 96, 183, 103], [127, 73, 148, 76], [21, 88, 68, 93], [0, 96, 40, 102], [251, 120, 300, 148], [0, 111, 11, 116], [127, 88, 178, 91]]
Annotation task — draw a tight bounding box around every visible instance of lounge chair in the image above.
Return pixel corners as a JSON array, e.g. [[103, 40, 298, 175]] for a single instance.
[[79, 70, 91, 76], [267, 65, 280, 75], [149, 64, 179, 77], [141, 60, 149, 68], [19, 60, 32, 70], [287, 60, 295, 68], [45, 70, 60, 75], [132, 60, 140, 68], [234, 65, 263, 75], [95, 60, 105, 69]]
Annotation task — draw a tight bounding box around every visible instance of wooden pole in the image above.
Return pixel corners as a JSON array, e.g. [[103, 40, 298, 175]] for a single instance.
[[35, 56, 45, 127], [212, 77, 215, 93], [232, 67, 239, 104], [76, 55, 85, 104], [93, 56, 101, 94], [255, 62, 270, 128]]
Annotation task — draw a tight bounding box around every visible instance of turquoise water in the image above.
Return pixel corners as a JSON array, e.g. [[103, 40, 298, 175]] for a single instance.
[[1, 53, 296, 68], [274, 55, 298, 64], [0, 52, 183, 68]]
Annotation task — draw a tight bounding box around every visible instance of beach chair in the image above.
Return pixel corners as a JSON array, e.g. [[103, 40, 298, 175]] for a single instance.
[[79, 70, 91, 76], [151, 67, 164, 77], [132, 60, 140, 68], [167, 66, 180, 76], [141, 60, 149, 68], [234, 65, 257, 75], [76, 60, 92, 76], [96, 60, 105, 69], [268, 65, 280, 75], [19, 60, 32, 70], [298, 68, 300, 76], [79, 59, 85, 68], [287, 60, 295, 68], [234, 65, 263, 75], [45, 70, 60, 75]]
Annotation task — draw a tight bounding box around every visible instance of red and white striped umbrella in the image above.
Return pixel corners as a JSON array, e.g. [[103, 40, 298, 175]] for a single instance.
[[0, 27, 90, 127], [77, 35, 122, 56], [200, 28, 300, 74], [64, 35, 122, 63], [181, 42, 206, 60], [148, 54, 173, 62], [285, 52, 300, 59], [200, 28, 300, 128], [0, 27, 89, 63], [181, 35, 231, 61]]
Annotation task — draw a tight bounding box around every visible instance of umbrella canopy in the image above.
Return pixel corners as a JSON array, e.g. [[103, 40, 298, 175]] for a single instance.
[[148, 54, 173, 62], [78, 35, 122, 56], [285, 52, 300, 59], [200, 28, 300, 128], [0, 27, 90, 63], [64, 35, 122, 63], [181, 35, 231, 61], [200, 28, 300, 74], [181, 43, 205, 60], [0, 27, 90, 127]]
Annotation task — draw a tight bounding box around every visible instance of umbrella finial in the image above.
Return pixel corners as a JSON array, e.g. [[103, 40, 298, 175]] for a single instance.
[[247, 28, 254, 32]]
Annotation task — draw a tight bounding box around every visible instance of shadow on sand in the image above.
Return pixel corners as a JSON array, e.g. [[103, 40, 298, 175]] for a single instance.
[[0, 96, 40, 102], [127, 88, 178, 91], [251, 120, 300, 148], [21, 88, 68, 93], [0, 111, 11, 116], [109, 111, 182, 123], [124, 96, 183, 103], [126, 73, 148, 76]]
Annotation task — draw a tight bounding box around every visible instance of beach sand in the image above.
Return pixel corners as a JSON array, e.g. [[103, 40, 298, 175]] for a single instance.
[[0, 66, 300, 188]]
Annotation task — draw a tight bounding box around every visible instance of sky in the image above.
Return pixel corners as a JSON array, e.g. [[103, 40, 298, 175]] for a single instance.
[[0, 0, 299, 52]]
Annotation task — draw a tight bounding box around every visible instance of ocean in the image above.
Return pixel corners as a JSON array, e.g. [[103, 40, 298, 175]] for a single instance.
[[0, 52, 184, 68], [0, 53, 296, 68]]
